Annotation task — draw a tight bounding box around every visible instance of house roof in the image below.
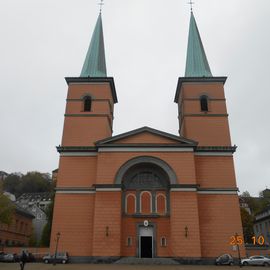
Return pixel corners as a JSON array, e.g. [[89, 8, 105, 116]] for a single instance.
[[0, 171, 8, 176], [15, 204, 35, 219], [80, 13, 107, 77], [185, 12, 212, 77], [95, 126, 198, 147], [16, 192, 53, 203]]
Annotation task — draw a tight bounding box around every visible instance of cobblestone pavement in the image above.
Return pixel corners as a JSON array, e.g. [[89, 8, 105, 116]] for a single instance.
[[0, 263, 266, 270]]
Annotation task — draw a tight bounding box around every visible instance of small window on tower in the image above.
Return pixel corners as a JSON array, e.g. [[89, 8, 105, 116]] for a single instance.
[[83, 96, 92, 111], [200, 95, 208, 112]]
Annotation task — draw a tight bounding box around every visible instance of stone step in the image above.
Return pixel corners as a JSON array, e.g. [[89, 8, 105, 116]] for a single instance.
[[114, 257, 180, 265]]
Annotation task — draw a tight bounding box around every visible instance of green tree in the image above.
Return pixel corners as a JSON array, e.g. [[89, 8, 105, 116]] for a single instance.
[[40, 195, 54, 246], [0, 182, 15, 225], [3, 174, 21, 197], [3, 172, 53, 198], [241, 191, 251, 197], [21, 172, 53, 194], [240, 208, 254, 243], [241, 190, 269, 215], [29, 226, 37, 247], [259, 189, 270, 199]]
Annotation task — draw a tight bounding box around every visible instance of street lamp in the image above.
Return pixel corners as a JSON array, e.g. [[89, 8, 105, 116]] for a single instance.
[[53, 232, 61, 266], [234, 233, 242, 268]]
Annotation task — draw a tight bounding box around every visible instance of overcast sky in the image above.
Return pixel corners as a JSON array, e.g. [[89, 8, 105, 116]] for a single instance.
[[0, 0, 269, 196]]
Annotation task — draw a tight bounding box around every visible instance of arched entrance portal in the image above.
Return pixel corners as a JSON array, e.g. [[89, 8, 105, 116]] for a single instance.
[[115, 156, 176, 258]]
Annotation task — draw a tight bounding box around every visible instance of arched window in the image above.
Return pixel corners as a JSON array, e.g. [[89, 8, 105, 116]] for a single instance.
[[140, 191, 152, 214], [125, 193, 136, 214], [156, 193, 166, 214], [83, 96, 92, 111], [121, 162, 171, 216], [160, 236, 167, 247], [200, 95, 208, 112]]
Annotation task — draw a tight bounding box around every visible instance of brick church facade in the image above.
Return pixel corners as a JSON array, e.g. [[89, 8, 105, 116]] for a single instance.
[[50, 10, 245, 261]]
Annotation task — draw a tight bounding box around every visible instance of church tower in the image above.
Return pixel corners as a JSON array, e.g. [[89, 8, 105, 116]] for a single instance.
[[175, 11, 231, 146], [50, 12, 118, 256], [61, 13, 117, 147], [174, 11, 244, 258]]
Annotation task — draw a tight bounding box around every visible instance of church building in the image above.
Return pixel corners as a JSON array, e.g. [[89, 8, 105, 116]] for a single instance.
[[50, 9, 245, 262]]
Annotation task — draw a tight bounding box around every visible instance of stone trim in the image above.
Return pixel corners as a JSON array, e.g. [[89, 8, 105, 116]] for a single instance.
[[55, 186, 238, 195], [57, 146, 98, 156], [197, 188, 238, 195], [96, 188, 121, 192], [174, 76, 227, 103], [115, 156, 177, 184], [56, 190, 96, 194], [64, 114, 113, 131], [170, 184, 199, 188], [171, 186, 238, 194], [94, 184, 122, 189], [171, 188, 197, 192], [183, 98, 226, 101], [136, 222, 157, 258], [55, 187, 96, 194], [195, 152, 232, 156], [96, 126, 197, 146], [65, 77, 118, 104], [60, 152, 97, 157], [183, 114, 229, 117], [197, 190, 238, 195], [94, 184, 122, 192], [98, 147, 194, 152], [66, 98, 114, 114], [57, 146, 97, 153], [69, 256, 120, 264], [196, 146, 237, 153]]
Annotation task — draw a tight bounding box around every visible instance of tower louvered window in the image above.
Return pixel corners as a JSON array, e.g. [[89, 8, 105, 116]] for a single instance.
[[200, 95, 208, 112], [84, 96, 92, 111]]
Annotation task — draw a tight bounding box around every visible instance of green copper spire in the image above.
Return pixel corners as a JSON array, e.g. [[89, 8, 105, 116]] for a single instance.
[[185, 12, 212, 77], [80, 13, 107, 77]]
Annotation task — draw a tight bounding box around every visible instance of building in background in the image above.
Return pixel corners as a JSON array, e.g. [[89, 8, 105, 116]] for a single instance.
[[239, 197, 252, 215], [0, 171, 8, 181], [3, 191, 16, 202], [50, 9, 244, 262], [0, 204, 34, 248], [254, 206, 270, 245], [16, 193, 52, 243]]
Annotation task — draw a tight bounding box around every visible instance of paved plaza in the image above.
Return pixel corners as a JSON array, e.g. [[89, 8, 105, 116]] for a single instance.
[[0, 264, 266, 270]]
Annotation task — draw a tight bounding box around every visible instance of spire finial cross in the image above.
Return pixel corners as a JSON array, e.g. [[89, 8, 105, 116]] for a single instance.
[[187, 0, 195, 11], [98, 0, 104, 14]]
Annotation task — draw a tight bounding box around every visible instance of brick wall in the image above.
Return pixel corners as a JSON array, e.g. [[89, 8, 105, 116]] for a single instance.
[[57, 156, 97, 187], [92, 191, 121, 256], [170, 191, 201, 257], [198, 194, 245, 258], [0, 212, 32, 247], [50, 194, 95, 256], [195, 156, 237, 188]]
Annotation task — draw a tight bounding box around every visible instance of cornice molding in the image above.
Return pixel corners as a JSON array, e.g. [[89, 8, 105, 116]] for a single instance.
[[174, 76, 227, 103], [65, 77, 118, 104]]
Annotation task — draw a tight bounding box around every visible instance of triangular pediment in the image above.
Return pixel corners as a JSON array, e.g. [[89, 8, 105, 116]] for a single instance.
[[95, 126, 197, 146]]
